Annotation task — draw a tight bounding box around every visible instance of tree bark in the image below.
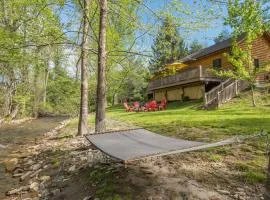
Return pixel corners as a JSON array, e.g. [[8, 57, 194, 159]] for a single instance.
[[95, 0, 107, 133], [78, 0, 90, 136], [43, 61, 50, 105], [251, 85, 256, 107]]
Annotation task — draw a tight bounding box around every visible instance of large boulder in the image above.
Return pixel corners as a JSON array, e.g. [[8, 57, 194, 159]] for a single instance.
[[4, 158, 19, 172]]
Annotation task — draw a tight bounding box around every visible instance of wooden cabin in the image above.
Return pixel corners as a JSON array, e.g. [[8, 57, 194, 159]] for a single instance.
[[148, 33, 270, 102]]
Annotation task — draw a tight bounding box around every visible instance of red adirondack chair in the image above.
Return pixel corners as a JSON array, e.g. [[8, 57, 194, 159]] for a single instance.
[[148, 100, 158, 111], [133, 101, 140, 112], [123, 102, 133, 112], [159, 98, 167, 110], [142, 102, 149, 112]]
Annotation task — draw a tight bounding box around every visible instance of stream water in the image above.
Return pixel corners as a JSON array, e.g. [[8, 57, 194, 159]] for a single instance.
[[0, 117, 68, 198]]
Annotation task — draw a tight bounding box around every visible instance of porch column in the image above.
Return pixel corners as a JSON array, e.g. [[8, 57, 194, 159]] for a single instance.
[[199, 65, 202, 77]]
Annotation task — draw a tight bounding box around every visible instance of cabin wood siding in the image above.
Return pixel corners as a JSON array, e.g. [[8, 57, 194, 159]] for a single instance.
[[185, 34, 270, 70], [183, 84, 204, 100], [185, 49, 231, 69], [153, 84, 204, 101], [239, 35, 270, 84], [167, 87, 183, 101], [239, 35, 270, 64], [154, 89, 166, 102]]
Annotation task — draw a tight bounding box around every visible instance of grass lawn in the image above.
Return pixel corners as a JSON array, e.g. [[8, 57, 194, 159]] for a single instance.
[[107, 91, 270, 185], [108, 91, 270, 141]]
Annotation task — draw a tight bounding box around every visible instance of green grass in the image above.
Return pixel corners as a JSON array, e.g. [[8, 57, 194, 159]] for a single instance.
[[208, 153, 223, 162], [106, 91, 269, 184], [107, 92, 270, 142], [243, 171, 266, 184]]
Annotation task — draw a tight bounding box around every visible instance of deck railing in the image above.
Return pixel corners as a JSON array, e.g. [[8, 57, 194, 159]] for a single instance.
[[148, 66, 218, 90]]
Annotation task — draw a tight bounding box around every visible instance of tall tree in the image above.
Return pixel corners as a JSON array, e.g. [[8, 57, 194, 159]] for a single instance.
[[214, 29, 231, 43], [78, 0, 90, 136], [149, 16, 188, 74], [189, 40, 204, 54], [95, 0, 107, 132], [215, 0, 265, 107], [0, 0, 65, 118]]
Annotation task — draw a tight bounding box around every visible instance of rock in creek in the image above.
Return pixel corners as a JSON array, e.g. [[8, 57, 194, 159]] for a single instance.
[[4, 158, 19, 172], [30, 163, 42, 171], [40, 175, 51, 183], [6, 186, 30, 195], [20, 171, 32, 181], [13, 168, 24, 174], [30, 169, 42, 178], [216, 189, 230, 195], [68, 165, 76, 172], [29, 182, 39, 192]]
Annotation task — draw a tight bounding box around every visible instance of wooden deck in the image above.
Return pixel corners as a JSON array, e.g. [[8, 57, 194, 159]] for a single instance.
[[148, 66, 221, 91]]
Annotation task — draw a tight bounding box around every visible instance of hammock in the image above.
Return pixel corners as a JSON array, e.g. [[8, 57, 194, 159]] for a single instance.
[[85, 128, 243, 162]]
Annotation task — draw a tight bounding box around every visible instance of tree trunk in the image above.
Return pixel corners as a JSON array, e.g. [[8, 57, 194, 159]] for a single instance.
[[251, 85, 256, 107], [78, 0, 90, 136], [95, 0, 107, 133], [43, 61, 50, 105], [4, 82, 16, 117], [112, 93, 115, 106], [265, 151, 270, 200], [33, 59, 42, 118]]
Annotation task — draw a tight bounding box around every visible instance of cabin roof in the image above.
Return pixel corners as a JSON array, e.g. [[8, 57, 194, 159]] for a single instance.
[[179, 35, 245, 63], [180, 32, 270, 63]]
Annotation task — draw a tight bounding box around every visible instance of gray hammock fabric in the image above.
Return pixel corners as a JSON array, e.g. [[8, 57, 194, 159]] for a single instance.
[[85, 129, 242, 161]]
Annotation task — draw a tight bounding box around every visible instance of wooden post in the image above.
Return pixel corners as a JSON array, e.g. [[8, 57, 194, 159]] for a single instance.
[[202, 85, 206, 103], [217, 91, 220, 108], [235, 81, 238, 95], [199, 65, 202, 78]]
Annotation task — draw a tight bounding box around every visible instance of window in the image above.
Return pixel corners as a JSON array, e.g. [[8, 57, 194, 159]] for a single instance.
[[213, 58, 222, 69], [254, 59, 259, 68]]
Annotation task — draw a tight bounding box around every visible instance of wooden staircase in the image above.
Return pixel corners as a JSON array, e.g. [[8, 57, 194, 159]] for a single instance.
[[204, 79, 248, 108]]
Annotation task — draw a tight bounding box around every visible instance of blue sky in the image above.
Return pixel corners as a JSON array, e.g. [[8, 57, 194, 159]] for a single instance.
[[59, 0, 231, 58], [138, 0, 230, 49]]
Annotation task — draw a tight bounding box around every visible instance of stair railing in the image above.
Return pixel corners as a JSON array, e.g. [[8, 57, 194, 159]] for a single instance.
[[216, 80, 239, 107], [204, 78, 234, 105]]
